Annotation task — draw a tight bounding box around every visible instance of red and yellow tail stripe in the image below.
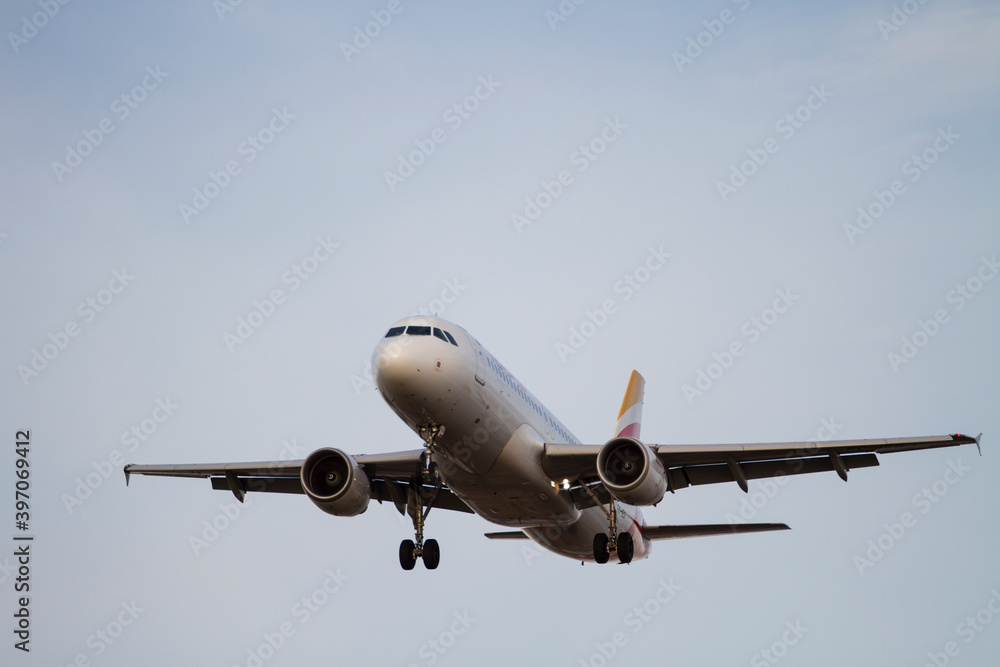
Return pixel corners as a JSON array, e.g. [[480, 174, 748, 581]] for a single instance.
[[614, 370, 644, 439]]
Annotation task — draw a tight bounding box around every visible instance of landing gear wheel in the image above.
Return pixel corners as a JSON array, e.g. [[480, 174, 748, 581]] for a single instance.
[[423, 539, 440, 570], [616, 532, 634, 564], [399, 539, 416, 570], [593, 533, 610, 564]]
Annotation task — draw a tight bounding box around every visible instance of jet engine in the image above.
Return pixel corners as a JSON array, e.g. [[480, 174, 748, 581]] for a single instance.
[[300, 448, 371, 516], [596, 437, 667, 506]]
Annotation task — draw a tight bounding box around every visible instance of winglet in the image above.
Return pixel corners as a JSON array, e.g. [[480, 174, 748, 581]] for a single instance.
[[614, 370, 645, 439], [124, 464, 131, 486], [954, 432, 983, 456]]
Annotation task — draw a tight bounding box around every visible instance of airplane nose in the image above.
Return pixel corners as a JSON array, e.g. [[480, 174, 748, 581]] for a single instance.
[[372, 340, 421, 400]]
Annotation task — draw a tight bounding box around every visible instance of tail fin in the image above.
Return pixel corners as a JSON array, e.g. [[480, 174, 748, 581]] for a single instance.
[[614, 370, 645, 439]]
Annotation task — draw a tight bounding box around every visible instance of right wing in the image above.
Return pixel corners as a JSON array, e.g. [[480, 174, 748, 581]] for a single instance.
[[124, 449, 474, 515]]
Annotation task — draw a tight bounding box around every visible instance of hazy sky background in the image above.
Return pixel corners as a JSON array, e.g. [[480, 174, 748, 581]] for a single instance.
[[3, 1, 999, 665]]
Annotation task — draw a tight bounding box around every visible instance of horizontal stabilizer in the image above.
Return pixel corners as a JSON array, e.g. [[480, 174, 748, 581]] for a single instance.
[[484, 531, 529, 540], [642, 523, 790, 540]]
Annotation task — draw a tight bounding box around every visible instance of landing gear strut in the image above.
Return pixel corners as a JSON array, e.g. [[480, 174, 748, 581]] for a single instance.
[[399, 424, 444, 571], [583, 485, 634, 565]]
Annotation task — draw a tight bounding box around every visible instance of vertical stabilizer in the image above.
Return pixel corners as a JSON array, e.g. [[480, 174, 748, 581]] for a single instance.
[[614, 370, 645, 439]]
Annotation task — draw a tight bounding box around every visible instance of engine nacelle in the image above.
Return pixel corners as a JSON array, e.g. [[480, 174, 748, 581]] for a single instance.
[[596, 437, 667, 506], [300, 448, 370, 517]]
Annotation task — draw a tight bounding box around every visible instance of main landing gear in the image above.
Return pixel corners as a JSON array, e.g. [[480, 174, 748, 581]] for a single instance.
[[399, 424, 444, 571], [584, 486, 634, 565]]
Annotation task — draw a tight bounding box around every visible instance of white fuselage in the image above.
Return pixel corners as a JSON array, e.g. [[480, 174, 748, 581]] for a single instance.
[[372, 316, 650, 562]]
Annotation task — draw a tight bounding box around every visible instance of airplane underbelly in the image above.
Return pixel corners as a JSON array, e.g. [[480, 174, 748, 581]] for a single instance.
[[445, 482, 579, 526], [525, 505, 651, 562], [439, 423, 580, 527]]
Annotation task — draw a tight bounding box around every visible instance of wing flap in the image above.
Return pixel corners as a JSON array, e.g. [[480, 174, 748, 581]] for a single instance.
[[209, 476, 303, 495], [668, 453, 879, 491]]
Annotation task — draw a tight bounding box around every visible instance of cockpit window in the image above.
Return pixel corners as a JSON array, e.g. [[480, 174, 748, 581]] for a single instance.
[[386, 324, 459, 345]]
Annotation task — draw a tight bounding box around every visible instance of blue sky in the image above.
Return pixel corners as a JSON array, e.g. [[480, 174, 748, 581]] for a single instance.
[[3, 1, 999, 665]]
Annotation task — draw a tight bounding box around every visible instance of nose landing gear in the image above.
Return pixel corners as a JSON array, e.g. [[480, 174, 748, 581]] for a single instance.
[[399, 424, 444, 571], [399, 479, 442, 570]]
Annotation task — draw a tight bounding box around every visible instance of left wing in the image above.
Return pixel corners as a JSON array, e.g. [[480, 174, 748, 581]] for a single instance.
[[542, 433, 981, 508], [124, 449, 474, 514]]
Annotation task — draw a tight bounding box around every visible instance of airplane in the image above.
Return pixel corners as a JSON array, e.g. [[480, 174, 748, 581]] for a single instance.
[[124, 315, 981, 569]]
